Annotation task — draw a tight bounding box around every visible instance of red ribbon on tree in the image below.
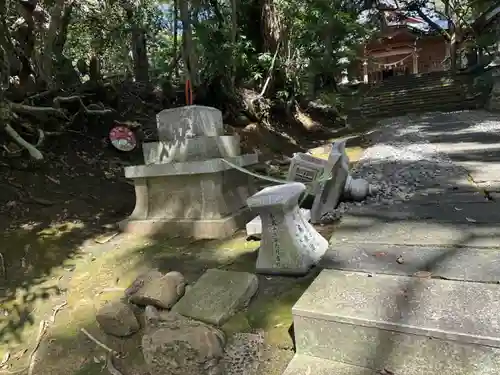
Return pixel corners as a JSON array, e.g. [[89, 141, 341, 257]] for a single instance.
[[185, 79, 193, 105]]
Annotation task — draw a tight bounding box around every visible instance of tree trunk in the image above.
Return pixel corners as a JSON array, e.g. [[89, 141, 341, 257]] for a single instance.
[[122, 3, 150, 84], [230, 0, 238, 84], [40, 0, 66, 88], [171, 0, 179, 81], [179, 0, 199, 86], [260, 0, 282, 53]]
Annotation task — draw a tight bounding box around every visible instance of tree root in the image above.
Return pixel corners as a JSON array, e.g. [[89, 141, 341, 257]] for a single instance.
[[53, 95, 114, 115], [9, 102, 66, 119], [3, 123, 43, 160]]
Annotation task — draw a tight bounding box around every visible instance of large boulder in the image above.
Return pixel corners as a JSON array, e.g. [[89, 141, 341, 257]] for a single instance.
[[142, 306, 226, 375]]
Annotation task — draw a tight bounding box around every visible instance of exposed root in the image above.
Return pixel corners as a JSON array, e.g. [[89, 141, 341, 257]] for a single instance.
[[53, 95, 114, 115], [3, 123, 43, 160], [10, 102, 66, 119], [80, 328, 117, 355]]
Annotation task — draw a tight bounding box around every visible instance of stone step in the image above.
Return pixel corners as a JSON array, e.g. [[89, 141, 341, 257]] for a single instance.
[[362, 92, 477, 109], [363, 89, 468, 106], [342, 200, 500, 224], [292, 269, 500, 374], [320, 242, 500, 282], [361, 100, 481, 118], [370, 79, 461, 94], [282, 355, 376, 375], [330, 217, 500, 248], [370, 82, 466, 97]]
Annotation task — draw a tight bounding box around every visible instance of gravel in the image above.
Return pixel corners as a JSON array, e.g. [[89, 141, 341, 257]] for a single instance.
[[321, 112, 486, 222]]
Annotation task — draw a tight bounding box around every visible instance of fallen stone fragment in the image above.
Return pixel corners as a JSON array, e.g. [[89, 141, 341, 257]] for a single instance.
[[142, 306, 225, 375], [129, 271, 186, 309], [125, 269, 163, 297], [172, 269, 258, 326], [96, 300, 139, 337]]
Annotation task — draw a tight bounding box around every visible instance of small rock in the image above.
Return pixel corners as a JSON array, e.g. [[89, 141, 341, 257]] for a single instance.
[[142, 306, 225, 375], [96, 300, 139, 337], [125, 269, 163, 297], [129, 271, 186, 309], [396, 255, 404, 264]]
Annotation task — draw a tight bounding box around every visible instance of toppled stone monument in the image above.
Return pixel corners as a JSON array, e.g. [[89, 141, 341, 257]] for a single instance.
[[119, 106, 258, 239], [247, 182, 329, 275], [245, 208, 311, 236], [142, 306, 226, 375], [286, 139, 375, 223]]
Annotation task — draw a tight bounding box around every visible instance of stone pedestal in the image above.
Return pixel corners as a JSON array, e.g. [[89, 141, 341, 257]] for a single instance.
[[247, 182, 328, 275], [120, 106, 258, 239]]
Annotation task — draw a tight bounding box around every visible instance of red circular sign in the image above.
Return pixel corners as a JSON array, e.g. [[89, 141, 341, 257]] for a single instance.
[[109, 126, 137, 152]]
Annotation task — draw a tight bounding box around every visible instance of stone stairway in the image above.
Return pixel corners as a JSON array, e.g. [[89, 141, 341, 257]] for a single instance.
[[348, 71, 487, 122], [283, 202, 500, 374], [282, 111, 500, 374]]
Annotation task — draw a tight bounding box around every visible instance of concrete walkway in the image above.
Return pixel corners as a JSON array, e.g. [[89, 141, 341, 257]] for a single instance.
[[322, 109, 500, 283]]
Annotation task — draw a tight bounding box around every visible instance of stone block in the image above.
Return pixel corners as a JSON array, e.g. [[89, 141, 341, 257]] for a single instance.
[[245, 208, 311, 236], [287, 153, 327, 195], [128, 271, 186, 309], [310, 152, 348, 223], [172, 269, 258, 326], [247, 182, 328, 275], [282, 355, 376, 375], [156, 105, 224, 140], [142, 135, 241, 164], [124, 154, 258, 178], [331, 138, 350, 170], [120, 167, 256, 239], [320, 242, 500, 283], [131, 169, 254, 221], [293, 270, 500, 374]]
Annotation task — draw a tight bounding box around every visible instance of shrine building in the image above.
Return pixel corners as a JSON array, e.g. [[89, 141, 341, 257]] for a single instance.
[[356, 10, 449, 84]]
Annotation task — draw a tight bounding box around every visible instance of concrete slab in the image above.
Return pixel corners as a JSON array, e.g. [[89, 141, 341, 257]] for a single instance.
[[282, 355, 376, 375], [172, 269, 258, 326], [294, 270, 500, 346], [409, 191, 487, 204], [455, 161, 500, 183], [321, 242, 500, 282], [343, 201, 500, 224], [331, 218, 500, 248], [293, 270, 500, 374]]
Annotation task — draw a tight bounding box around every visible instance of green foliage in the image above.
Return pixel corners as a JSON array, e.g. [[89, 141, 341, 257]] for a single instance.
[[5, 0, 500, 101]]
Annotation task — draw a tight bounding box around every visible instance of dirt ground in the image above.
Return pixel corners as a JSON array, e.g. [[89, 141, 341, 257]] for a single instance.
[[0, 114, 373, 375]]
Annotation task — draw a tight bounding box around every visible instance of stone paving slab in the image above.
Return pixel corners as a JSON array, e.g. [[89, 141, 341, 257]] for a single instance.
[[282, 355, 375, 375], [331, 218, 500, 248], [172, 269, 258, 326], [406, 191, 488, 204], [344, 201, 500, 224], [455, 161, 500, 183], [321, 242, 500, 282]]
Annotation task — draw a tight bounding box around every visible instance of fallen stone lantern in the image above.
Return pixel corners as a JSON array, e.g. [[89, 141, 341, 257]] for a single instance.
[[247, 182, 329, 275]]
